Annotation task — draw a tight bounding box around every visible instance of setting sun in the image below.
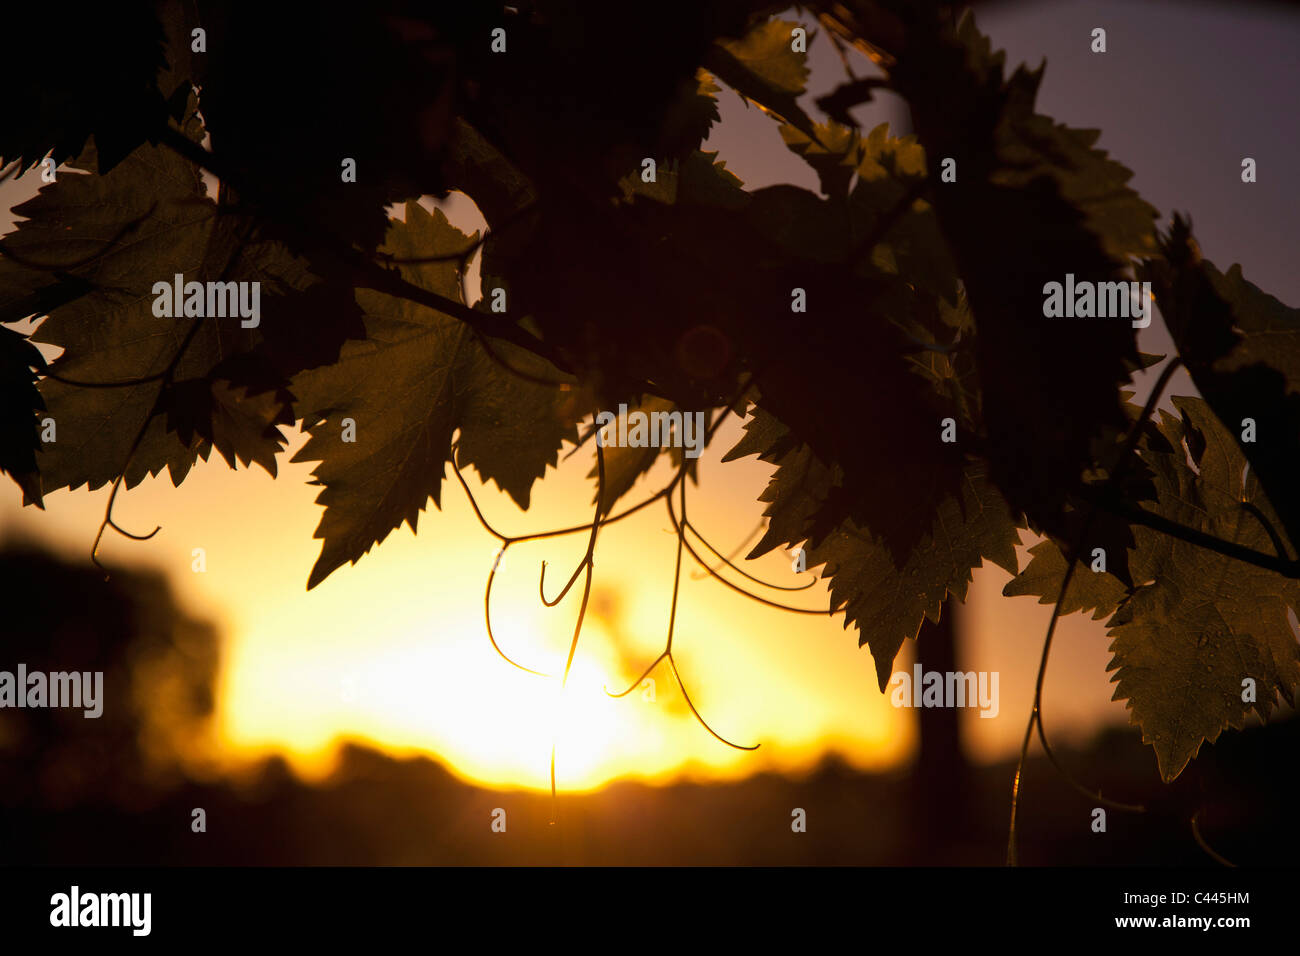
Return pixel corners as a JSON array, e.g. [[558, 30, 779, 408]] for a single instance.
[[209, 427, 912, 792]]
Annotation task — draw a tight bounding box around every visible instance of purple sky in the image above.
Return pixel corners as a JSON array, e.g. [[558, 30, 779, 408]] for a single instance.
[[708, 0, 1300, 383]]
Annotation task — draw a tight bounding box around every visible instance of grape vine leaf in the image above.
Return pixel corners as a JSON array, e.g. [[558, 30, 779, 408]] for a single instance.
[[779, 119, 861, 200], [706, 17, 818, 139], [161, 354, 295, 475], [1002, 538, 1130, 621], [623, 124, 967, 563], [725, 406, 1021, 688], [585, 395, 700, 517], [1001, 393, 1171, 610], [722, 407, 833, 560], [0, 326, 46, 506], [291, 202, 578, 589], [0, 132, 322, 496], [848, 123, 958, 305], [888, 11, 1155, 534], [2, 5, 169, 174], [1142, 217, 1300, 556], [1105, 396, 1300, 781], [456, 0, 752, 208], [658, 70, 725, 161], [1, 139, 221, 494], [617, 150, 748, 210], [816, 460, 1021, 691], [192, 3, 468, 255]]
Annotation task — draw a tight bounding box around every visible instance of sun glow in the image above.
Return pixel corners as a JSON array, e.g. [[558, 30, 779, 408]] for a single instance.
[[6, 419, 913, 794], [216, 563, 909, 793]]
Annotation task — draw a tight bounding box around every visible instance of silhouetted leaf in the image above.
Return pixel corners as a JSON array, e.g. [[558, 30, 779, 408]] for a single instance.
[[192, 2, 466, 254], [2, 140, 223, 492], [1142, 218, 1300, 555], [1106, 397, 1300, 781], [292, 203, 578, 589], [455, 0, 754, 204], [162, 354, 294, 475], [658, 70, 724, 160], [726, 407, 1020, 688], [1001, 392, 1167, 606], [707, 17, 818, 139], [2, 5, 169, 174], [1003, 538, 1129, 620], [0, 326, 46, 505], [0, 133, 344, 493], [848, 123, 957, 304], [889, 11, 1154, 534], [817, 460, 1020, 691], [722, 408, 836, 560], [618, 150, 748, 210], [586, 395, 702, 517], [815, 77, 885, 129], [731, 248, 967, 562], [779, 120, 861, 200]]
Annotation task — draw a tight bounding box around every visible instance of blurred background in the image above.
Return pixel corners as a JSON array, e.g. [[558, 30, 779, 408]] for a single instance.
[[1, 0, 1297, 864]]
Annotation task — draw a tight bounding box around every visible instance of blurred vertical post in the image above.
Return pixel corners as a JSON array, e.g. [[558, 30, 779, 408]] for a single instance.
[[908, 597, 973, 860]]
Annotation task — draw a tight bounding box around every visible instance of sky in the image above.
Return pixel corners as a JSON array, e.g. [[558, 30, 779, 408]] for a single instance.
[[1, 0, 1296, 793]]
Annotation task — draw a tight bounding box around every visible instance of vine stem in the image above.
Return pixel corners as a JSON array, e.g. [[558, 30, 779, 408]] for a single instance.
[[1006, 359, 1183, 864], [1077, 490, 1300, 579]]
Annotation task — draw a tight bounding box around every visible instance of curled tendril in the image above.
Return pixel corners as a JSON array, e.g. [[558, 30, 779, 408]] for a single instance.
[[669, 654, 758, 752], [539, 557, 587, 607], [668, 497, 830, 616], [1191, 808, 1238, 867], [684, 517, 816, 591], [90, 471, 162, 579], [606, 652, 667, 699], [451, 385, 780, 817], [689, 517, 764, 581], [484, 544, 552, 678], [605, 472, 758, 752]]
